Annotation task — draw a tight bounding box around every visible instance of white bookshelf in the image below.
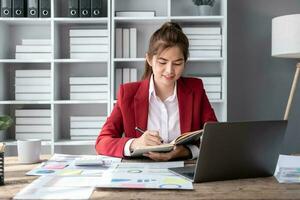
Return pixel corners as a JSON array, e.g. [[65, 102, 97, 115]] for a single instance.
[[0, 0, 227, 155]]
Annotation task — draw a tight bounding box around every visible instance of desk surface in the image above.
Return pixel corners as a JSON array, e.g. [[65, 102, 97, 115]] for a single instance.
[[1, 155, 300, 200]]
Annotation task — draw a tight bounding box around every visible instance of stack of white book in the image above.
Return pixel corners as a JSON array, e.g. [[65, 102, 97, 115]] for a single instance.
[[69, 29, 109, 60], [69, 77, 108, 100], [15, 39, 52, 60], [197, 76, 222, 100], [15, 109, 51, 141], [70, 116, 106, 141], [115, 28, 137, 58], [115, 11, 155, 17], [182, 27, 222, 58], [15, 70, 51, 101]]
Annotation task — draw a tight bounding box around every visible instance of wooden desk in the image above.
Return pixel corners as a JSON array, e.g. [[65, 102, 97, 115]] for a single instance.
[[1, 155, 300, 200]]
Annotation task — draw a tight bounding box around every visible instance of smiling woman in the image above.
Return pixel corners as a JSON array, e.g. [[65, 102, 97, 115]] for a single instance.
[[95, 22, 217, 161]]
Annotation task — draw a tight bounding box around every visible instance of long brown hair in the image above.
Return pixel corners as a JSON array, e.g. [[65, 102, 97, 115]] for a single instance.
[[142, 22, 189, 80]]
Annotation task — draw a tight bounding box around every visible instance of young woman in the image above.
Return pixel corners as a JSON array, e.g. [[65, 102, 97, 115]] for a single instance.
[[95, 22, 217, 161]]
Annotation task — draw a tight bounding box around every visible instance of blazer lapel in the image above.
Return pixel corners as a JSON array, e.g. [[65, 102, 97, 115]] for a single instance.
[[134, 78, 150, 137], [177, 78, 193, 133]]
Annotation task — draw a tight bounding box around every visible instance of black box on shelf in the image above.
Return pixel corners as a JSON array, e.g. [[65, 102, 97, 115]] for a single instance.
[[91, 0, 101, 17], [13, 0, 25, 17], [39, 0, 50, 18], [1, 0, 12, 17], [68, 0, 79, 17], [79, 0, 91, 17], [27, 0, 38, 17], [0, 152, 4, 186]]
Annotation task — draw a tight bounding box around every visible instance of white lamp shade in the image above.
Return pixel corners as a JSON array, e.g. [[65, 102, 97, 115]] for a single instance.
[[272, 14, 300, 58]]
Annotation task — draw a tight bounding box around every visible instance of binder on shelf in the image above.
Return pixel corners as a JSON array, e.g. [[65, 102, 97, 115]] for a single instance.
[[70, 37, 108, 45], [91, 0, 101, 17], [1, 0, 12, 17], [69, 77, 108, 85], [15, 109, 51, 117], [122, 28, 130, 58], [39, 0, 50, 18], [68, 0, 79, 17], [115, 28, 123, 58], [115, 11, 155, 17], [27, 0, 39, 17], [15, 77, 51, 85], [79, 0, 91, 17], [129, 28, 137, 58], [13, 0, 25, 17]]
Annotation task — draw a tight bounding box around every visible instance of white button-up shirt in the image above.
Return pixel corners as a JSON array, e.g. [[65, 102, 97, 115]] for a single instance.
[[124, 75, 199, 159]]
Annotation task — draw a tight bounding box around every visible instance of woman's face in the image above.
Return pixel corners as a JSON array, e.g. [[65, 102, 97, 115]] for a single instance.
[[147, 46, 185, 88]]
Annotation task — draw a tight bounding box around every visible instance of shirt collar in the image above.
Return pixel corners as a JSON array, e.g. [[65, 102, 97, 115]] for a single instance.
[[149, 75, 177, 102]]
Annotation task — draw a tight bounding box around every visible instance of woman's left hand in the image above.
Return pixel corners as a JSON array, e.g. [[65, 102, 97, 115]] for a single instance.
[[143, 145, 191, 161]]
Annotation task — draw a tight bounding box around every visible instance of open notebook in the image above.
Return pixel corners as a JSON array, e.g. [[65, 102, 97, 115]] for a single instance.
[[131, 129, 203, 157]]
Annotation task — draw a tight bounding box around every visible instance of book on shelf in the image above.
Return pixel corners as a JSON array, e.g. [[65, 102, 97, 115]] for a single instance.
[[70, 52, 108, 59], [22, 39, 51, 45], [70, 129, 101, 136], [70, 37, 109, 45], [189, 45, 222, 50], [186, 34, 222, 40], [115, 28, 123, 58], [115, 68, 123, 97], [122, 68, 130, 83], [70, 116, 107, 122], [70, 44, 108, 53], [129, 28, 137, 58], [70, 85, 109, 93], [189, 50, 221, 58], [15, 70, 51, 77], [15, 125, 52, 132], [16, 117, 51, 125], [15, 109, 51, 117], [189, 39, 222, 46], [15, 93, 51, 100], [15, 77, 51, 85], [131, 129, 203, 157], [115, 11, 155, 17], [130, 68, 137, 82], [16, 45, 52, 53], [182, 27, 221, 35], [16, 133, 51, 140], [69, 77, 108, 85], [15, 53, 52, 59], [69, 29, 108, 37], [70, 92, 108, 100], [122, 28, 130, 58], [15, 85, 51, 93], [70, 121, 105, 129], [203, 85, 221, 92], [206, 92, 221, 99]]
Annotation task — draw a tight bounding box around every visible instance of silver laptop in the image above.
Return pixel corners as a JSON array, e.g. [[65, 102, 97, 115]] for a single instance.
[[169, 120, 287, 183]]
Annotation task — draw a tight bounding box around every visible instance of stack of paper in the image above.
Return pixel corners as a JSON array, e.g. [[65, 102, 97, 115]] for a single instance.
[[69, 77, 108, 100], [69, 29, 109, 60], [15, 109, 51, 141], [275, 154, 300, 183], [70, 116, 106, 141], [15, 70, 51, 101], [196, 76, 222, 100], [15, 39, 52, 59], [115, 28, 137, 58], [182, 27, 222, 58]]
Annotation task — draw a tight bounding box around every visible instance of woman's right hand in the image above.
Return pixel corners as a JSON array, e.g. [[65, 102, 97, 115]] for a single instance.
[[130, 130, 163, 151]]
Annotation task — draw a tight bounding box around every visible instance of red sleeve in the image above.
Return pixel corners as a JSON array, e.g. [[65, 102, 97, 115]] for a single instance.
[[200, 82, 218, 127], [95, 85, 132, 158]]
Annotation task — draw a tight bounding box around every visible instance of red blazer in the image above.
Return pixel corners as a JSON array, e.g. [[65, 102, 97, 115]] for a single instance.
[[95, 77, 217, 158]]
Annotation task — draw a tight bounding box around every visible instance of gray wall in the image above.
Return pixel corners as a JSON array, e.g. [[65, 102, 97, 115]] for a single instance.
[[228, 0, 300, 154]]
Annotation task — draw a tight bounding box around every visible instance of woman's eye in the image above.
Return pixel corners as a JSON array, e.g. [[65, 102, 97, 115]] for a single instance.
[[158, 62, 167, 65], [174, 63, 183, 65]]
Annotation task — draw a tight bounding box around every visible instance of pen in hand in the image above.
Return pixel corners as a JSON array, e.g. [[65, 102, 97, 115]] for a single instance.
[[135, 127, 164, 143]]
